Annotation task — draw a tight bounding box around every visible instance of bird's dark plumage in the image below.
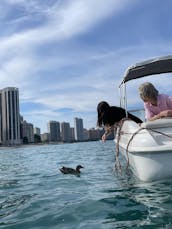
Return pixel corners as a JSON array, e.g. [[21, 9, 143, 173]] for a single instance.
[[59, 165, 84, 175]]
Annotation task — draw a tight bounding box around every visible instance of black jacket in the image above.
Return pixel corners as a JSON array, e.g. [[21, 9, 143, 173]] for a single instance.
[[107, 106, 142, 125]]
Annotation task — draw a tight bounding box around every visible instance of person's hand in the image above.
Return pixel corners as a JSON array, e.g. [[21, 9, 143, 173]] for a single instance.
[[159, 110, 172, 117], [150, 110, 172, 121], [101, 133, 106, 143], [101, 125, 115, 142]]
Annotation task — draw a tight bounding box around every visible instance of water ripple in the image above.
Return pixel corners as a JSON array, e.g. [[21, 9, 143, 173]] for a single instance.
[[0, 142, 172, 228]]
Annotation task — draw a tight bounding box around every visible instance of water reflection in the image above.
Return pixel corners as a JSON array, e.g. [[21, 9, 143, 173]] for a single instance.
[[113, 173, 172, 227]]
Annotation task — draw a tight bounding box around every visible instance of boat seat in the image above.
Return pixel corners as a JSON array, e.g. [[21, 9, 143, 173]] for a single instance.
[[141, 118, 172, 129]]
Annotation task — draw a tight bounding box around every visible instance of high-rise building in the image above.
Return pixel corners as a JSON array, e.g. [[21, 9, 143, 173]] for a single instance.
[[47, 121, 60, 142], [70, 127, 75, 142], [21, 120, 34, 143], [0, 87, 21, 145], [61, 122, 71, 142], [41, 133, 50, 142], [34, 127, 41, 136], [88, 128, 101, 141], [74, 117, 83, 141]]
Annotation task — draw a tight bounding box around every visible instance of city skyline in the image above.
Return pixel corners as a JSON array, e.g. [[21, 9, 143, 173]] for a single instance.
[[0, 86, 99, 145], [1, 1, 172, 133]]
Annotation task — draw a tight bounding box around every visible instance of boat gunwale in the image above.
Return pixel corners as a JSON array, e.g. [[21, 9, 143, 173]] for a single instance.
[[118, 144, 172, 155]]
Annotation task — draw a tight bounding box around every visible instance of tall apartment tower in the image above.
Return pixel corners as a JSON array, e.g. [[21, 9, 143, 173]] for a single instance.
[[47, 120, 60, 142], [21, 120, 34, 143], [74, 117, 83, 141], [61, 122, 69, 142], [34, 127, 41, 136], [0, 87, 21, 145]]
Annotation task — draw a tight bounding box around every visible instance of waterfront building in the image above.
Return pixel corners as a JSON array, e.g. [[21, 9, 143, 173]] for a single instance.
[[0, 87, 21, 145], [74, 117, 84, 141], [41, 132, 50, 142], [34, 127, 41, 136], [83, 128, 89, 141], [88, 128, 100, 141], [47, 121, 60, 142], [21, 120, 34, 143], [70, 127, 75, 142], [61, 122, 71, 142]]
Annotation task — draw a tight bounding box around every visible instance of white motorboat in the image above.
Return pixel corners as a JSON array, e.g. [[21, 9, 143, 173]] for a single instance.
[[115, 55, 172, 182]]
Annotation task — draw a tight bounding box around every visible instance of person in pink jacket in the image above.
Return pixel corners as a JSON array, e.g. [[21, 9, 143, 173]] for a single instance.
[[138, 82, 172, 121]]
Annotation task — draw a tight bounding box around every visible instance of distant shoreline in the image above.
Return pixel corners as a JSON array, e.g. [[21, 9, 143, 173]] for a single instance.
[[0, 140, 103, 150]]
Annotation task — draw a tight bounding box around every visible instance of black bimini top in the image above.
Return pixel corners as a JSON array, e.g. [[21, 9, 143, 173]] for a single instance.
[[121, 55, 172, 84]]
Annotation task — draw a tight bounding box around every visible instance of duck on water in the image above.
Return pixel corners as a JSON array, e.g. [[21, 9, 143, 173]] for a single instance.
[[59, 165, 84, 175]]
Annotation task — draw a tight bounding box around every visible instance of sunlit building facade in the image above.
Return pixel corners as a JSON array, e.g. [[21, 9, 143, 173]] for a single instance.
[[0, 87, 21, 145], [74, 117, 83, 141]]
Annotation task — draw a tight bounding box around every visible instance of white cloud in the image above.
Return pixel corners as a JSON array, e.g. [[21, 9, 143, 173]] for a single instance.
[[0, 0, 136, 51]]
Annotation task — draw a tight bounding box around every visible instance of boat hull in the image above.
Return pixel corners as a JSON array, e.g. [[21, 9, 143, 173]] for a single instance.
[[115, 118, 172, 182]]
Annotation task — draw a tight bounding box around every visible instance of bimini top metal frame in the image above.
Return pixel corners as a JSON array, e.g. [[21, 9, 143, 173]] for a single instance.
[[119, 55, 172, 114]]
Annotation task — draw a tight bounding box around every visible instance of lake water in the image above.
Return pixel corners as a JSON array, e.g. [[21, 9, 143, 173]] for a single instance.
[[0, 141, 172, 229]]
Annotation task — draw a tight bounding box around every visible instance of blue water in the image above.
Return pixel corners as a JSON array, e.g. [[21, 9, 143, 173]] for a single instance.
[[0, 141, 172, 229]]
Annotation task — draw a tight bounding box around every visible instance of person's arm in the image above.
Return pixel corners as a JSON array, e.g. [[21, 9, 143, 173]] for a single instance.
[[101, 125, 114, 142], [148, 113, 161, 121], [149, 110, 172, 121], [144, 103, 155, 120]]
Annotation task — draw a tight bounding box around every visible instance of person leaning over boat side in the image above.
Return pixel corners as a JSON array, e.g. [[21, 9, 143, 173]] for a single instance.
[[138, 82, 172, 121], [97, 101, 142, 142]]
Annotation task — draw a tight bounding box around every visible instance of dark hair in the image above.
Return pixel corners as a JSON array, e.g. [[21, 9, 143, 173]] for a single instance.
[[97, 101, 142, 127], [97, 101, 110, 127]]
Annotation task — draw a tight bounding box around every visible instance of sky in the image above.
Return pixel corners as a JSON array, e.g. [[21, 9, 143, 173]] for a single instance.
[[1, 0, 172, 133]]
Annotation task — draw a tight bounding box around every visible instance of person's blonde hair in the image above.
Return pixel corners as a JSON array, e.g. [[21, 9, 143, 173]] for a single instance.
[[138, 82, 159, 101]]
